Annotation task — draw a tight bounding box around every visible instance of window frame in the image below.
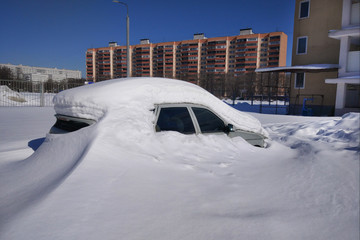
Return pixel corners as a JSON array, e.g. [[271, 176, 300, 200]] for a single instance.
[[154, 103, 228, 135], [296, 36, 308, 55], [294, 72, 305, 89], [191, 107, 227, 134], [154, 104, 196, 134], [299, 0, 310, 19]]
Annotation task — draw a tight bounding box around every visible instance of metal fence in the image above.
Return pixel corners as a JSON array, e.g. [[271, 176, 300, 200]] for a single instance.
[[198, 72, 291, 114], [0, 79, 84, 107], [1, 76, 290, 114]]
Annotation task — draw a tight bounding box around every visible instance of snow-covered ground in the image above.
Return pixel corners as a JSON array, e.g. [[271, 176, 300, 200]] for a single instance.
[[0, 105, 358, 240]]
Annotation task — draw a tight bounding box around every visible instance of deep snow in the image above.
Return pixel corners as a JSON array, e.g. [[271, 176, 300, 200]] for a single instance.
[[0, 107, 359, 239]]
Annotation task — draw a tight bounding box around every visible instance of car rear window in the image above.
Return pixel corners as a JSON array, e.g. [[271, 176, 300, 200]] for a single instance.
[[156, 107, 195, 134], [52, 115, 93, 133]]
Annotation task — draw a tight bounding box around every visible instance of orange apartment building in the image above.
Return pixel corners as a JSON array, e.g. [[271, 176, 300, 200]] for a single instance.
[[86, 29, 287, 82]]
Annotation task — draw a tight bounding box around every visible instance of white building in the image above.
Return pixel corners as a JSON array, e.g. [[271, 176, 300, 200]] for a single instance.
[[326, 0, 360, 115], [0, 63, 82, 82]]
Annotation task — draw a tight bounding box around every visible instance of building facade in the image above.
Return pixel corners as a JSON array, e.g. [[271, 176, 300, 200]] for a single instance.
[[86, 29, 287, 82], [290, 0, 344, 115], [0, 63, 82, 82], [325, 0, 360, 115]]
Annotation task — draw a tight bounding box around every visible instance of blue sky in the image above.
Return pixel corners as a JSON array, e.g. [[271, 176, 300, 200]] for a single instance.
[[0, 0, 295, 78]]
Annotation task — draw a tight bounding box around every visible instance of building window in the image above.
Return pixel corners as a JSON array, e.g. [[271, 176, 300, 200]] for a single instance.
[[270, 36, 281, 40], [295, 72, 305, 89], [299, 0, 310, 19], [297, 36, 308, 55]]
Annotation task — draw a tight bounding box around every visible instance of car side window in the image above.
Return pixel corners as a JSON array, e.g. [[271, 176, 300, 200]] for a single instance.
[[192, 107, 226, 133], [156, 107, 195, 134]]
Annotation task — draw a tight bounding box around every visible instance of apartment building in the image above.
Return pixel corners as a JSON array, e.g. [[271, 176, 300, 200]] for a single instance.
[[0, 63, 82, 82], [326, 0, 360, 115], [86, 29, 287, 82], [255, 0, 359, 116], [289, 0, 345, 115]]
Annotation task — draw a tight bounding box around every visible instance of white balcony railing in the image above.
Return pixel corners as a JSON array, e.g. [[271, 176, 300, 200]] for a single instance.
[[347, 51, 360, 72]]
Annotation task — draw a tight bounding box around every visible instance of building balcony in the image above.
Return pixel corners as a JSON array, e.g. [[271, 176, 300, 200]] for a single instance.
[[268, 62, 279, 66], [347, 51, 360, 72], [268, 51, 280, 56], [351, 2, 360, 25], [134, 55, 150, 58]]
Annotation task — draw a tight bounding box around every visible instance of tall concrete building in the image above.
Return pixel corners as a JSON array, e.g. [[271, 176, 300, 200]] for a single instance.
[[86, 29, 287, 82]]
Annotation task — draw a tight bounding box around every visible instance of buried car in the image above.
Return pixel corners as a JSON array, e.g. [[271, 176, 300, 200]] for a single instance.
[[50, 77, 268, 147]]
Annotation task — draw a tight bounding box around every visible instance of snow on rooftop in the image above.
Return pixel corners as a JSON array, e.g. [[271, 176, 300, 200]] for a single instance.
[[255, 64, 340, 73]]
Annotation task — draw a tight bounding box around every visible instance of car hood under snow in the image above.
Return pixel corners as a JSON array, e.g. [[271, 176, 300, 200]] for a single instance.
[[53, 77, 268, 137]]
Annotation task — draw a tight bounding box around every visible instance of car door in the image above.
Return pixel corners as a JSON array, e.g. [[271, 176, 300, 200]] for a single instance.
[[154, 104, 265, 147], [189, 105, 265, 147]]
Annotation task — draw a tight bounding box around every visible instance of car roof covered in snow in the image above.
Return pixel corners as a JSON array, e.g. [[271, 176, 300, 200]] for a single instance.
[[53, 77, 267, 136]]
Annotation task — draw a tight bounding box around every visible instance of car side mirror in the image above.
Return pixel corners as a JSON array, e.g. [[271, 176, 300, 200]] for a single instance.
[[224, 124, 234, 134]]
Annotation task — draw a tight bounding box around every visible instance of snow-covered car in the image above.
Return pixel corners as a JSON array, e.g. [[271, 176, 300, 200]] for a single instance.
[[2, 78, 359, 240], [50, 77, 268, 147]]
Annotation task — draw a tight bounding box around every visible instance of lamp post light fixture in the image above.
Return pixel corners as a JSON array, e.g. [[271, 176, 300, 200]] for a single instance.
[[113, 0, 130, 77]]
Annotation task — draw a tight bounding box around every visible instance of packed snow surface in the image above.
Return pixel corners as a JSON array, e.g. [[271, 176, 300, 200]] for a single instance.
[[53, 77, 267, 136], [0, 90, 359, 239]]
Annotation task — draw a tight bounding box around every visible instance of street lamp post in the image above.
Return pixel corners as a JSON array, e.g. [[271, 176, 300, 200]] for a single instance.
[[113, 1, 130, 77]]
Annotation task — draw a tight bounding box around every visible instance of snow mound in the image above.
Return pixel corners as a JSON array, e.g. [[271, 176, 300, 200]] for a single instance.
[[315, 113, 360, 145], [53, 77, 268, 136], [0, 85, 26, 103], [266, 112, 360, 152]]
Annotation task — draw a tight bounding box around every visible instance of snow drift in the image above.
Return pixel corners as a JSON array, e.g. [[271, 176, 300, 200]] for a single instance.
[[0, 93, 358, 239], [0, 85, 26, 103]]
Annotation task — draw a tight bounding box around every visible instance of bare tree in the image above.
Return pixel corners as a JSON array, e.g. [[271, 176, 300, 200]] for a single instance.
[[225, 72, 239, 104], [0, 66, 14, 80], [198, 71, 214, 93]]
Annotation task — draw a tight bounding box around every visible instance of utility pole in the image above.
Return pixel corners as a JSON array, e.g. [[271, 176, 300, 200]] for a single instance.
[[113, 1, 130, 77]]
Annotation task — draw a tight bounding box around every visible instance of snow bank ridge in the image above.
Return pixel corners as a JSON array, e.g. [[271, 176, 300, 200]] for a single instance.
[[0, 85, 26, 103]]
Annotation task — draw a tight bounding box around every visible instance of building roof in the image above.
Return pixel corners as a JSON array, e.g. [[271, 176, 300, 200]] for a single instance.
[[255, 64, 340, 73]]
